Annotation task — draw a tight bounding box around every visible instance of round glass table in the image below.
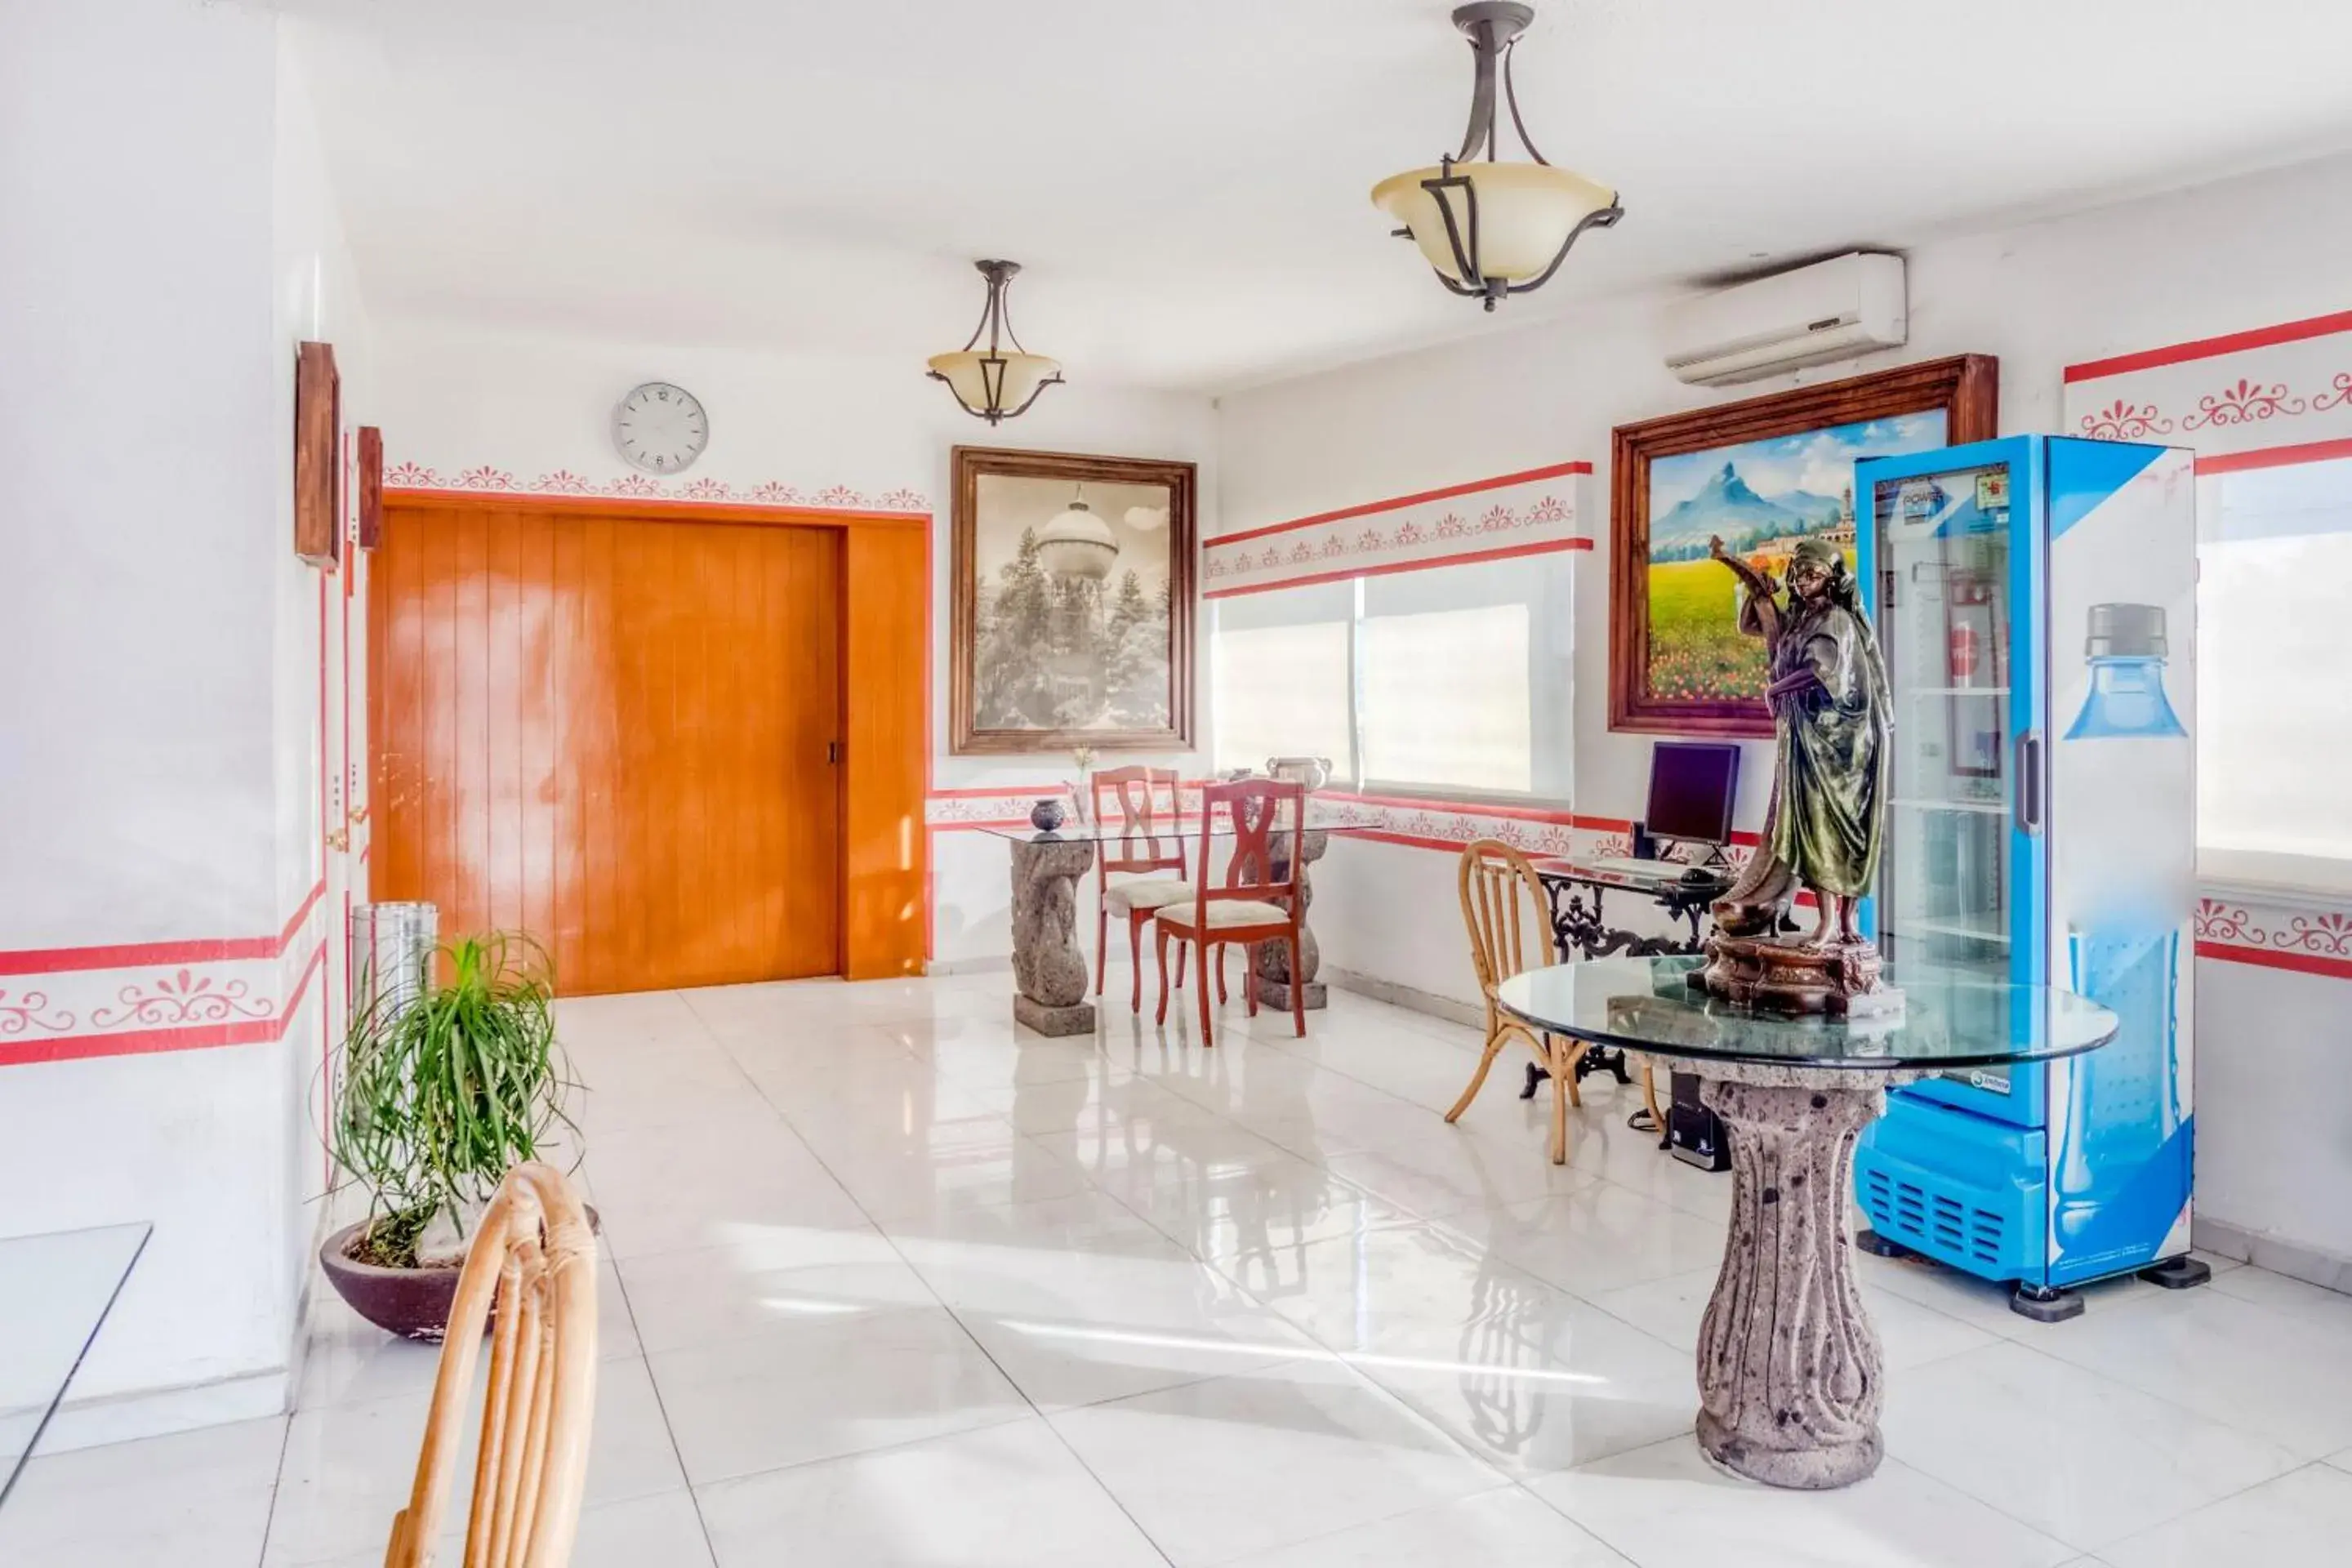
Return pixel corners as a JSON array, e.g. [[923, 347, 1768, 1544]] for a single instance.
[[1494, 955, 2118, 1490]]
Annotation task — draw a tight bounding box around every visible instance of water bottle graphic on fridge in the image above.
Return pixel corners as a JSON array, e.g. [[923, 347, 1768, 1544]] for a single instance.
[[2055, 603, 2188, 1257]]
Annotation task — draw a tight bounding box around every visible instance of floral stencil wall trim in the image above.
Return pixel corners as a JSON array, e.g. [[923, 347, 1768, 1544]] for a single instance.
[[385, 462, 927, 514]]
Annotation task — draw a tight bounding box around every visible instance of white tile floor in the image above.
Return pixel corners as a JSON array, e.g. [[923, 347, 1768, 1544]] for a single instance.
[[10, 969, 2352, 1566]]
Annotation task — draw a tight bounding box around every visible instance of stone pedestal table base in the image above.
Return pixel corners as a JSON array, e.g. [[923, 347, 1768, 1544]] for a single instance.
[[1009, 837, 1096, 1037], [1691, 1061, 1922, 1489], [1251, 828, 1329, 1010]]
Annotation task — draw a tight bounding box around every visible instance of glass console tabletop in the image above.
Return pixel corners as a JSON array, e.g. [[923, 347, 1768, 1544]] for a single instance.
[[971, 821, 1348, 845], [0, 1223, 150, 1510], [1494, 954, 2117, 1072]]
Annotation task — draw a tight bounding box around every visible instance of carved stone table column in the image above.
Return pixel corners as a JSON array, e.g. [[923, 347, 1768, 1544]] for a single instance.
[[1689, 1061, 1922, 1489], [1009, 836, 1096, 1037], [1251, 827, 1330, 1011]]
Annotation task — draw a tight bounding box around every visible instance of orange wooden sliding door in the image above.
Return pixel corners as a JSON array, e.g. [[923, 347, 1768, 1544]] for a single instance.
[[371, 501, 845, 995]]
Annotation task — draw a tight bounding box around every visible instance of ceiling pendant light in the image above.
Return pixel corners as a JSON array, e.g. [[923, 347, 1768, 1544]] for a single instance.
[[1372, 2, 1622, 311], [927, 259, 1063, 423]]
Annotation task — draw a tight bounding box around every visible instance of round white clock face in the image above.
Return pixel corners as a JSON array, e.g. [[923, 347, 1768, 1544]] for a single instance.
[[612, 382, 708, 474]]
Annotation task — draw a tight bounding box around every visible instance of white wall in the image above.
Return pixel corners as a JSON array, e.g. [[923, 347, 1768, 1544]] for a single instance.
[[0, 0, 365, 1440], [368, 318, 1219, 966], [271, 16, 378, 1376], [1217, 152, 2352, 1267]]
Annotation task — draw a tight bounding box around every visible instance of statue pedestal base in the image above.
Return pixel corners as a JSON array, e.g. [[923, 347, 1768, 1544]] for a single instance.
[[1690, 934, 1891, 1018]]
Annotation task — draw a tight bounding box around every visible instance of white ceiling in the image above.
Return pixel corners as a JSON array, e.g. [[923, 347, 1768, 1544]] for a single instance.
[[274, 0, 2352, 394]]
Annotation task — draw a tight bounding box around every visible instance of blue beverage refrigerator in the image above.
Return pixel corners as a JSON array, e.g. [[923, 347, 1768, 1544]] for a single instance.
[[1851, 435, 2203, 1319]]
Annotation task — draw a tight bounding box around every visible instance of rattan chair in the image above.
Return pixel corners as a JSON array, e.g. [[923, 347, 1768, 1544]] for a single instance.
[[1445, 838, 1588, 1165], [382, 1162, 599, 1568]]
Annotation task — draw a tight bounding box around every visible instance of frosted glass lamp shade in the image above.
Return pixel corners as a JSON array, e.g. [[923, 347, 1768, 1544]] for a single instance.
[[926, 350, 1061, 419], [1372, 160, 1618, 284]]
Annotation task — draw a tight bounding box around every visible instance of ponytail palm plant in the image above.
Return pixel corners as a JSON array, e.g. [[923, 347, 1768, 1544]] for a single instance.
[[327, 933, 581, 1267]]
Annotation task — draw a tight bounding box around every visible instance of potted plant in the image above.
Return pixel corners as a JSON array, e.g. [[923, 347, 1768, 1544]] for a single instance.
[[319, 933, 583, 1340]]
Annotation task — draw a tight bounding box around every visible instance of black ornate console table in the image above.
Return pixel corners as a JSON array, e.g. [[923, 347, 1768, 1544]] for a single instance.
[[1526, 855, 1733, 1107]]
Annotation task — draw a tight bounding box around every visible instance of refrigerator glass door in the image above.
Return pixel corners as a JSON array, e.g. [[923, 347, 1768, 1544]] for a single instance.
[[1863, 444, 2047, 1127]]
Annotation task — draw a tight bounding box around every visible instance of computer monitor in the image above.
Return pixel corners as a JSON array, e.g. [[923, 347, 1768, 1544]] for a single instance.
[[1644, 741, 1740, 848]]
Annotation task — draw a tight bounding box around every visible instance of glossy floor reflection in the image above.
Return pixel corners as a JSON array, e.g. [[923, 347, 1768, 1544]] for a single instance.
[[9, 969, 2351, 1566]]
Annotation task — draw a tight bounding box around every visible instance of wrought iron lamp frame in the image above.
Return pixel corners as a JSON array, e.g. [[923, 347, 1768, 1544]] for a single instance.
[[1395, 2, 1624, 311], [929, 259, 1064, 424]]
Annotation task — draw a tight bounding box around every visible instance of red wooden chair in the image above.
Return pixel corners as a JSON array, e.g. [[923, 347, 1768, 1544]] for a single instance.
[[1153, 778, 1307, 1048], [1092, 766, 1196, 1012]]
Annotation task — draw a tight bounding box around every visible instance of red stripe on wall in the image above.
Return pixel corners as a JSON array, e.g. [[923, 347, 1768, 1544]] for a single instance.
[[279, 878, 327, 951], [0, 878, 329, 978], [2064, 309, 2352, 383], [2194, 939, 2352, 982], [1204, 537, 1592, 600], [1342, 828, 1496, 854], [1320, 791, 1580, 826], [2195, 437, 2352, 475], [1215, 461, 1593, 547]]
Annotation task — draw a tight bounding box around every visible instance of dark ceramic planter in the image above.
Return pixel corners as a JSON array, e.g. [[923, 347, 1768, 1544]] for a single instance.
[[321, 1205, 599, 1342]]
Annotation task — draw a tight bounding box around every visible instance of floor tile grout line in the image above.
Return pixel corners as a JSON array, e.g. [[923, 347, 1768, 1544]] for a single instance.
[[704, 1040, 1187, 1567], [1873, 1330, 2322, 1552], [250, 1405, 301, 1566], [599, 1258, 726, 1567], [662, 986, 1511, 1552]]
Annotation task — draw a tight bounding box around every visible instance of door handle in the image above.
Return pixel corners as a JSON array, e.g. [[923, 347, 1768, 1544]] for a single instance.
[[826, 740, 843, 765], [2012, 730, 2042, 836]]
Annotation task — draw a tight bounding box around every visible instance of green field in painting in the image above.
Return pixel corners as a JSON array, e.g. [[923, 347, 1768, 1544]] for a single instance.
[[1644, 550, 1864, 702], [1645, 559, 1765, 702]]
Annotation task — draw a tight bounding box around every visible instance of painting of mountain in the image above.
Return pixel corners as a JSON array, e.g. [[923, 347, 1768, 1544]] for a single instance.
[[1648, 463, 1849, 561], [1640, 409, 1947, 700]]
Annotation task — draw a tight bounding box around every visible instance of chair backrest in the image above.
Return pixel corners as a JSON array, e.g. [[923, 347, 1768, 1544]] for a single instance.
[[1192, 778, 1305, 919], [1091, 766, 1186, 880], [1458, 839, 1554, 1009], [384, 1162, 598, 1568]]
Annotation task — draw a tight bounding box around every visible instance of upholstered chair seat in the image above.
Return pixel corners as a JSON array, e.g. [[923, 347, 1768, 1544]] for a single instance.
[[1154, 898, 1290, 931], [1103, 877, 1197, 914]]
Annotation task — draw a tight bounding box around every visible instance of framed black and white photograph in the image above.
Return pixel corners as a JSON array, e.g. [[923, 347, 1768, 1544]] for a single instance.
[[949, 446, 1196, 755]]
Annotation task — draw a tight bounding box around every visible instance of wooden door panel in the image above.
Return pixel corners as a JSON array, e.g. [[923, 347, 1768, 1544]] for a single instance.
[[372, 504, 842, 995]]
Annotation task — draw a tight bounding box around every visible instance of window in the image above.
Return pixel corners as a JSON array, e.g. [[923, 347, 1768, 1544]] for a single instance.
[[2198, 457, 2352, 892], [1209, 581, 1354, 779], [1210, 554, 1573, 801], [1359, 604, 1530, 792]]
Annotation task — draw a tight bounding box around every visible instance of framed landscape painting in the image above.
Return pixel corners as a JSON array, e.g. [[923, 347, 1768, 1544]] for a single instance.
[[950, 446, 1197, 755], [1608, 355, 1997, 736]]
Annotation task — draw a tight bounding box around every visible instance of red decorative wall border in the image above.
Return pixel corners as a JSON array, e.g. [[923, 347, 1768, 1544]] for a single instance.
[[384, 461, 928, 515], [2063, 309, 2352, 473], [2195, 897, 2352, 981], [1205, 461, 1592, 599], [0, 880, 331, 1067]]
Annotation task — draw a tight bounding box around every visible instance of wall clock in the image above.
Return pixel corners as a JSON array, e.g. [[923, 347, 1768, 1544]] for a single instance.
[[612, 381, 709, 474]]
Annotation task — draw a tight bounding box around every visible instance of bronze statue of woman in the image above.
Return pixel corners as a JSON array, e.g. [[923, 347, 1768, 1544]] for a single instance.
[[1706, 533, 1891, 952]]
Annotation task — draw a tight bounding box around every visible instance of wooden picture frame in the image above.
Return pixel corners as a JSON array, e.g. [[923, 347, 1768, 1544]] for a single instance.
[[356, 425, 384, 550], [950, 445, 1196, 755], [1608, 354, 1998, 737], [294, 341, 341, 567]]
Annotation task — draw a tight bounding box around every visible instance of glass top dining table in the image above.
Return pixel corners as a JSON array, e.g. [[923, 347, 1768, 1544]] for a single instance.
[[1494, 953, 2118, 1072], [1492, 955, 2115, 1492], [971, 821, 1341, 844], [0, 1223, 150, 1511]]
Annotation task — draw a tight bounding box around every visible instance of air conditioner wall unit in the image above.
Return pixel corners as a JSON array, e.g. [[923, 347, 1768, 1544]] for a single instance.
[[1663, 252, 1907, 387]]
